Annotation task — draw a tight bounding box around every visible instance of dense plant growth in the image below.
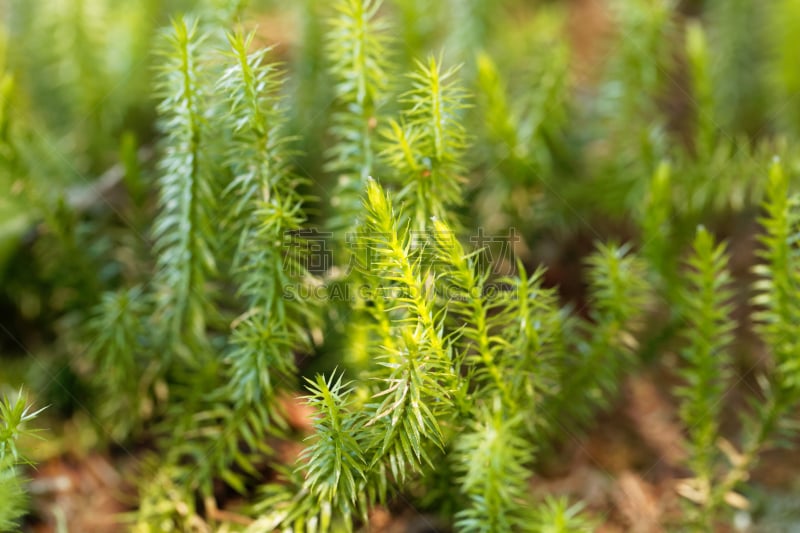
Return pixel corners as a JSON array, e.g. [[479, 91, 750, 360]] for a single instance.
[[3, 0, 800, 531]]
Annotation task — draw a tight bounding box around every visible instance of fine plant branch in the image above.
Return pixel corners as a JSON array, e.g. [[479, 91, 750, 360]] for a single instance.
[[675, 226, 735, 526], [152, 17, 219, 357]]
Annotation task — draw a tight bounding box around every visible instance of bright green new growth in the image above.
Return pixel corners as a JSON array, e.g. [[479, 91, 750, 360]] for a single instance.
[[259, 174, 621, 531], [0, 391, 42, 531], [677, 227, 734, 523], [359, 180, 453, 477], [272, 182, 462, 531], [280, 177, 639, 530]]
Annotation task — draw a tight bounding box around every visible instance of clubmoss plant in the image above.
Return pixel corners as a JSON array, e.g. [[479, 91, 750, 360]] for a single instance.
[[7, 1, 800, 531], [0, 390, 43, 531]]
